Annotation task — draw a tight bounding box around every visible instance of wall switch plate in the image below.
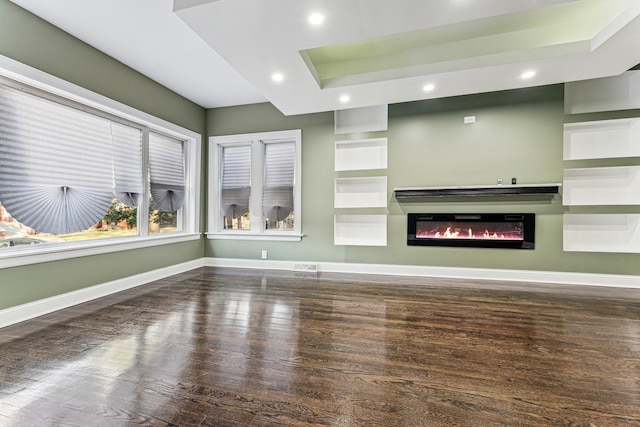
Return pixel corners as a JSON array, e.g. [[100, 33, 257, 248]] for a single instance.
[[464, 116, 476, 124], [261, 250, 267, 260]]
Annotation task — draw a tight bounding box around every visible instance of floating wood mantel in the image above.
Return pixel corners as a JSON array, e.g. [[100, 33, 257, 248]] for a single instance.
[[394, 183, 562, 199]]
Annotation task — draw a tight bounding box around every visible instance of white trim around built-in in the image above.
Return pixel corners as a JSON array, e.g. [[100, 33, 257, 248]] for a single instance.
[[0, 259, 204, 329], [205, 257, 640, 288]]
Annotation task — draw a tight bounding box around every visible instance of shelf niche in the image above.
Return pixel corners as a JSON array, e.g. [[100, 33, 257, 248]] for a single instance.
[[563, 214, 640, 253], [563, 166, 640, 206], [334, 214, 387, 246], [564, 118, 640, 160], [335, 176, 387, 208], [335, 138, 387, 171], [334, 105, 388, 134], [565, 70, 640, 114]]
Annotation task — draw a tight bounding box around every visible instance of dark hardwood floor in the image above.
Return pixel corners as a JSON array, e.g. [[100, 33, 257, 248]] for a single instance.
[[1, 267, 639, 426]]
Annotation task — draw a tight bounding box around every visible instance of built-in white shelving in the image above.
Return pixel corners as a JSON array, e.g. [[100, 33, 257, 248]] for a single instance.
[[334, 214, 387, 246], [335, 138, 387, 171], [564, 118, 640, 160], [563, 75, 640, 252], [563, 166, 640, 206], [565, 70, 640, 114], [333, 105, 389, 246], [563, 214, 640, 253], [335, 177, 387, 208]]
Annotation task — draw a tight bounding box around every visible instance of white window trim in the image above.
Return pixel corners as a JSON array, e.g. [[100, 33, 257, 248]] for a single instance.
[[0, 55, 201, 269], [207, 130, 302, 241]]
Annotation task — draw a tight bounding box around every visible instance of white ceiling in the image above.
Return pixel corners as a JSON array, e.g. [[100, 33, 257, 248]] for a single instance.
[[9, 0, 640, 116], [9, 0, 267, 109]]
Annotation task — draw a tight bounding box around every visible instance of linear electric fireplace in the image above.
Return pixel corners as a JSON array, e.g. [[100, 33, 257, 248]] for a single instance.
[[408, 213, 535, 249]]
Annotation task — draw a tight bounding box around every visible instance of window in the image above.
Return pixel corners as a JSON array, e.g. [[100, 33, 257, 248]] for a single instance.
[[208, 130, 302, 241], [149, 132, 186, 234], [0, 56, 200, 266], [0, 83, 144, 237], [220, 144, 251, 230]]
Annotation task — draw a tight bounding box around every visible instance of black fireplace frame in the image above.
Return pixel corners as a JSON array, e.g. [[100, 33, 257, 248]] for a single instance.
[[407, 213, 535, 249]]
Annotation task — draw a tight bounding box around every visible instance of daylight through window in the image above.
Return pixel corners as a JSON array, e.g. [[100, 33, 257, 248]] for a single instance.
[[209, 130, 301, 241], [0, 79, 192, 250]]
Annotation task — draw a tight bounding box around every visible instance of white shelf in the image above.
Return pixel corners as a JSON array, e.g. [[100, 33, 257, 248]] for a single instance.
[[564, 118, 640, 160], [334, 176, 387, 208], [563, 166, 640, 206], [335, 138, 387, 171], [563, 214, 640, 253], [563, 72, 640, 251], [334, 105, 388, 134], [334, 215, 387, 246], [565, 70, 640, 114]]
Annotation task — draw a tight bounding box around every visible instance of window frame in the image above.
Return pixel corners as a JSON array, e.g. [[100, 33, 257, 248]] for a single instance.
[[208, 130, 302, 241], [0, 55, 201, 269]]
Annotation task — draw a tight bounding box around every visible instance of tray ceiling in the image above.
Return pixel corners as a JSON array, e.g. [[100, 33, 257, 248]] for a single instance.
[[10, 0, 640, 115]]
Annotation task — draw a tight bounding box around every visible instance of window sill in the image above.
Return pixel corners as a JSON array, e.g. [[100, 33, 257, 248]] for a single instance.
[[206, 232, 303, 242], [0, 233, 201, 269]]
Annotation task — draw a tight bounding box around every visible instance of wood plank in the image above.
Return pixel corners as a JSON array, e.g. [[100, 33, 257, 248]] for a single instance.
[[0, 267, 638, 426]]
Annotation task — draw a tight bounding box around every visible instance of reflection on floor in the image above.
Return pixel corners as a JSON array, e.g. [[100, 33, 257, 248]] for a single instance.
[[1, 267, 639, 426]]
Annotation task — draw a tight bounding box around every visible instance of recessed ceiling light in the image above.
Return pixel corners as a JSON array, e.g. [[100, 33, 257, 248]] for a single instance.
[[308, 12, 325, 26], [521, 70, 536, 79], [339, 95, 350, 103], [272, 73, 284, 82], [422, 83, 435, 92]]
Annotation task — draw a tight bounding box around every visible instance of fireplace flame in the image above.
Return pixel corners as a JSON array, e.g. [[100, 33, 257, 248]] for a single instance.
[[417, 226, 520, 240], [483, 229, 503, 238], [442, 227, 460, 238]]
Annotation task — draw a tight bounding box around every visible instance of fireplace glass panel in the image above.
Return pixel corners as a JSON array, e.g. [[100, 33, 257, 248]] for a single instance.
[[416, 220, 524, 241], [407, 214, 535, 249]]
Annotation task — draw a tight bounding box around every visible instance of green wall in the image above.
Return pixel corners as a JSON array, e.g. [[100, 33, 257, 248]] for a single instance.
[[206, 88, 640, 276], [0, 1, 204, 132], [207, 103, 336, 262], [0, 0, 206, 310], [1, 0, 638, 313]]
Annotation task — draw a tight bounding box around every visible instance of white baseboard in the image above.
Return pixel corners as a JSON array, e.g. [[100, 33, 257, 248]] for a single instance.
[[204, 257, 640, 289], [0, 259, 204, 329], [3, 257, 637, 329]]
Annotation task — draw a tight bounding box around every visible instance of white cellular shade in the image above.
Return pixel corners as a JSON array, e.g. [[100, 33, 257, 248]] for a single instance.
[[220, 144, 251, 219], [0, 84, 118, 234], [111, 123, 143, 206], [263, 187, 293, 222], [149, 132, 185, 212], [263, 141, 295, 222]]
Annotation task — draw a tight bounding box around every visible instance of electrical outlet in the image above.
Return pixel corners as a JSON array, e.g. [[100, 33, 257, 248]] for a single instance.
[[261, 250, 267, 260]]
